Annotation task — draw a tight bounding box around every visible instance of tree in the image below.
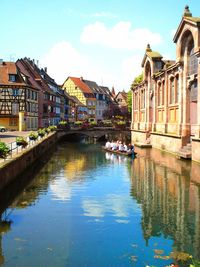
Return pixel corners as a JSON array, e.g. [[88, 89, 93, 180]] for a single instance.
[[127, 90, 132, 113], [128, 73, 143, 114], [130, 73, 143, 89]]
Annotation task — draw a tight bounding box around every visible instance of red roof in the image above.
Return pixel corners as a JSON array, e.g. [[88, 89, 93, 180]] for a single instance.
[[0, 61, 26, 86], [69, 77, 95, 99]]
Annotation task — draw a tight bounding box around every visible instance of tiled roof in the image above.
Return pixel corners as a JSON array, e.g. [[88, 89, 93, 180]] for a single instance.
[[84, 80, 104, 94], [69, 77, 92, 93], [0, 61, 26, 86], [69, 77, 96, 100], [186, 16, 200, 23]]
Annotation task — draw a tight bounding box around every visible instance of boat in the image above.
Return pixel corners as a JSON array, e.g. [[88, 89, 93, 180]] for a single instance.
[[102, 146, 137, 157]]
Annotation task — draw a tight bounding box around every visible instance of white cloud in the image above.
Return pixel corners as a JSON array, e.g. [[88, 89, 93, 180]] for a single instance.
[[121, 54, 143, 89], [80, 21, 162, 50], [40, 41, 89, 84]]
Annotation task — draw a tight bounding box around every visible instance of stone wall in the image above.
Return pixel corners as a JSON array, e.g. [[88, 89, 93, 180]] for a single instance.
[[150, 133, 182, 154], [131, 130, 147, 143], [192, 138, 200, 163], [0, 132, 57, 192]]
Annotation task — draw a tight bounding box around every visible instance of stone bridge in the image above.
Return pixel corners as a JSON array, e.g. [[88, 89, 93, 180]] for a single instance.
[[57, 127, 131, 141]]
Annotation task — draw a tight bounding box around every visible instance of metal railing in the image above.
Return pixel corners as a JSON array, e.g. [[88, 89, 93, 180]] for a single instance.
[[0, 134, 50, 164]]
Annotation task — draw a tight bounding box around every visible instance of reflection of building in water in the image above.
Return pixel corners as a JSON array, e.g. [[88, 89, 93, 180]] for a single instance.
[[0, 220, 12, 265], [130, 151, 200, 259]]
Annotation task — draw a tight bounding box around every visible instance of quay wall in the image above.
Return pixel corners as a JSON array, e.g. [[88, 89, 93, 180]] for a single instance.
[[0, 132, 57, 192]]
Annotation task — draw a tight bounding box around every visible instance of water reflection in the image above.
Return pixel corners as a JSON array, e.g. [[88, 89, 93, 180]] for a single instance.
[[0, 142, 200, 266], [131, 148, 200, 260]]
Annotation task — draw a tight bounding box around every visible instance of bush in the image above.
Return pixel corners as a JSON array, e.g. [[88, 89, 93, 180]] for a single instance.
[[0, 142, 10, 158], [29, 132, 38, 141], [16, 136, 28, 148]]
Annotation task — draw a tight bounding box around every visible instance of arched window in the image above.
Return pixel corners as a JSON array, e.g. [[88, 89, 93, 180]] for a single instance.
[[140, 90, 145, 109], [157, 82, 162, 106], [161, 81, 165, 105], [170, 77, 175, 104], [175, 75, 179, 103], [188, 45, 198, 75]]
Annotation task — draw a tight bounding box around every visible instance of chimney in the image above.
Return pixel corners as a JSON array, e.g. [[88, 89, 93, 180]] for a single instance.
[[44, 67, 47, 73], [0, 59, 3, 65], [80, 76, 83, 81]]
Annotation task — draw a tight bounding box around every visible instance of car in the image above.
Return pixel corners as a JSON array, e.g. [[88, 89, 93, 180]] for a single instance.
[[0, 125, 6, 132]]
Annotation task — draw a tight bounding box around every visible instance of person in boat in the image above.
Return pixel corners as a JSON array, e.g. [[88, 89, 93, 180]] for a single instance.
[[118, 141, 124, 151], [123, 143, 128, 152], [105, 140, 111, 149], [127, 143, 134, 152], [112, 140, 119, 150]]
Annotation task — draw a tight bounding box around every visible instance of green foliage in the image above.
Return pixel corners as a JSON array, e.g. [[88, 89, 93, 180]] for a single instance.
[[127, 90, 132, 113], [45, 127, 51, 133], [29, 132, 38, 140], [74, 121, 83, 125], [115, 120, 126, 125], [38, 129, 46, 137], [49, 125, 57, 131], [16, 136, 28, 147], [0, 142, 10, 158], [59, 120, 68, 125], [131, 73, 143, 89], [102, 120, 112, 126], [89, 121, 97, 126]]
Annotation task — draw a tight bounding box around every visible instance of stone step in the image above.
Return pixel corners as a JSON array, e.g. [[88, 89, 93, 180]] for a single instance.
[[177, 150, 191, 159], [182, 146, 191, 152]]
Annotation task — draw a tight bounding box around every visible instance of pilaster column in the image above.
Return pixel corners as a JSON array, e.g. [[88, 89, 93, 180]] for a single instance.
[[178, 65, 183, 136], [196, 56, 200, 138], [181, 55, 190, 143], [164, 73, 168, 133]]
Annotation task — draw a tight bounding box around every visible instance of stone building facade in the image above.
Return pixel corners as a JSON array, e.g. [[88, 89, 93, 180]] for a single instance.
[[131, 6, 200, 162]]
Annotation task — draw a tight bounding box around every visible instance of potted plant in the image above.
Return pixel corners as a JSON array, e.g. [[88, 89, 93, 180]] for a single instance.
[[38, 128, 46, 137], [0, 142, 10, 158], [29, 132, 38, 141], [115, 120, 126, 130], [58, 121, 69, 130], [16, 136, 28, 148], [49, 125, 57, 132]]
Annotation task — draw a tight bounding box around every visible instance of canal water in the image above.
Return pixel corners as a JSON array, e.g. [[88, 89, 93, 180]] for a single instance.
[[0, 141, 200, 267]]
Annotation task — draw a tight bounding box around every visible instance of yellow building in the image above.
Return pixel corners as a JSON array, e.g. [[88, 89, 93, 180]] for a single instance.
[[62, 76, 96, 121]]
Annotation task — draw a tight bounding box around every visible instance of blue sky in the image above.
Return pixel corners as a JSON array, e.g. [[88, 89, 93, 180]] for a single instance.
[[1, 0, 200, 91]]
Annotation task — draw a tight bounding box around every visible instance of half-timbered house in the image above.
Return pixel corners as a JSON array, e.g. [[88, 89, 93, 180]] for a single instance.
[[0, 60, 38, 131]]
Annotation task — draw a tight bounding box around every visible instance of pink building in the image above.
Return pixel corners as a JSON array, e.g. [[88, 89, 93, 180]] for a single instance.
[[131, 6, 200, 163]]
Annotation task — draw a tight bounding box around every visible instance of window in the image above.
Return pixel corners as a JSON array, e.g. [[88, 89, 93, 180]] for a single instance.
[[12, 103, 19, 115], [188, 47, 198, 75], [175, 76, 179, 103], [9, 74, 16, 82], [170, 77, 175, 104], [12, 89, 19, 96], [140, 90, 145, 109], [134, 92, 138, 110]]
